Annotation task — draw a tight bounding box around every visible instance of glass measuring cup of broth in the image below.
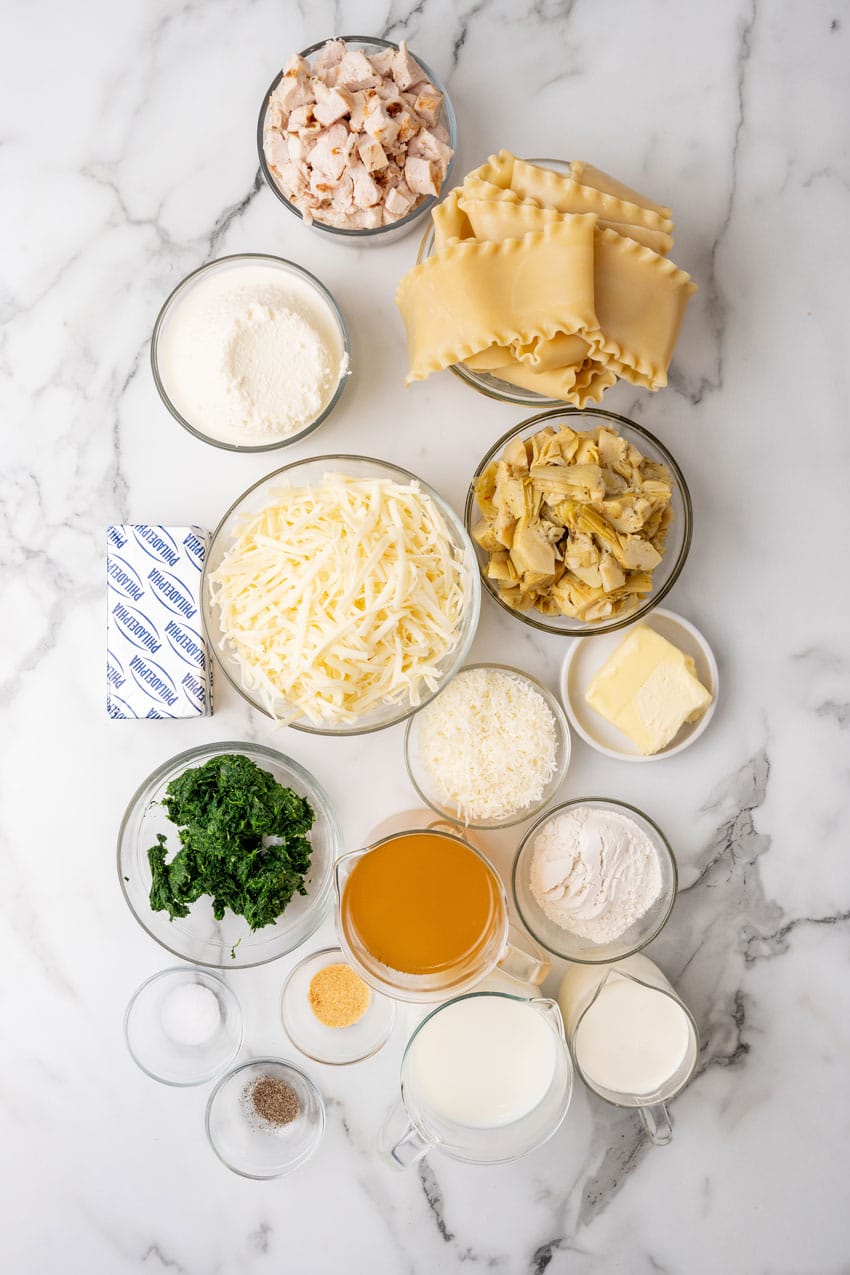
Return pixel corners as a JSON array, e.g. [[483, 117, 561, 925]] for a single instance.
[[558, 954, 699, 1145], [334, 828, 550, 1002], [379, 992, 573, 1167]]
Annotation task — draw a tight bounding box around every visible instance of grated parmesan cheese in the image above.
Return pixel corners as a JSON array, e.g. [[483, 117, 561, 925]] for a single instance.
[[208, 475, 468, 725], [416, 667, 559, 823]]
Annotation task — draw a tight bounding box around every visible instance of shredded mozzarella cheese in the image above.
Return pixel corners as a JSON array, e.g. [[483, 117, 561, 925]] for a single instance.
[[416, 668, 559, 823], [209, 475, 468, 725]]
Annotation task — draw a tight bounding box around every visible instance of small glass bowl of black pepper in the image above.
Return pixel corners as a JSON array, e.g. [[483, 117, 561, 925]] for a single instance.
[[205, 1058, 325, 1179]]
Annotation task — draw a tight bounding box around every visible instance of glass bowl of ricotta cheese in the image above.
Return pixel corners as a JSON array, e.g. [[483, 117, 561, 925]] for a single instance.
[[151, 254, 351, 452]]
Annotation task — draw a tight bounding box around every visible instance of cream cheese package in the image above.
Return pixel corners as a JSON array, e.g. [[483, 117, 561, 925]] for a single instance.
[[106, 525, 212, 719]]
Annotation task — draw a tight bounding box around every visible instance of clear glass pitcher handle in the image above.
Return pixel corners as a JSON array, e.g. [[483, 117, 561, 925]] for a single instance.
[[378, 1102, 431, 1170], [639, 1101, 673, 1146], [497, 923, 551, 987]]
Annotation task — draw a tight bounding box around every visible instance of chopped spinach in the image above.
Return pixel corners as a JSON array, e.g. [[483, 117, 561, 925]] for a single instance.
[[147, 753, 315, 931]]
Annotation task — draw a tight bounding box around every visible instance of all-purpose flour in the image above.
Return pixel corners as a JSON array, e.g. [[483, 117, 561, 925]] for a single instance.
[[529, 805, 662, 943]]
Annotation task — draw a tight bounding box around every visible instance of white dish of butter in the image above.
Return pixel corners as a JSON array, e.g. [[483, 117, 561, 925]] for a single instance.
[[560, 608, 718, 762], [152, 255, 350, 451]]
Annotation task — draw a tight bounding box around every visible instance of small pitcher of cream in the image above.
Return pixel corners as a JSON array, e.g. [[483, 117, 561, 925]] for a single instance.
[[558, 954, 699, 1145]]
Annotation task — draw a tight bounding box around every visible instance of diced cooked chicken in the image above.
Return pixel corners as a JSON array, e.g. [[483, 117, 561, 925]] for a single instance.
[[264, 132, 289, 167], [313, 38, 345, 70], [405, 155, 439, 196], [363, 98, 400, 147], [392, 39, 424, 90], [349, 161, 382, 208], [262, 38, 453, 229], [337, 49, 380, 89], [407, 83, 443, 126], [348, 90, 368, 131], [312, 121, 351, 173], [384, 182, 416, 218], [287, 103, 319, 134], [272, 71, 314, 115], [369, 47, 396, 76], [313, 81, 354, 126], [408, 127, 453, 166], [358, 134, 388, 171]]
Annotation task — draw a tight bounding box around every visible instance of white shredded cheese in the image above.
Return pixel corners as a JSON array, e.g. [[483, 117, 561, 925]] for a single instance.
[[416, 667, 559, 823], [208, 475, 468, 725]]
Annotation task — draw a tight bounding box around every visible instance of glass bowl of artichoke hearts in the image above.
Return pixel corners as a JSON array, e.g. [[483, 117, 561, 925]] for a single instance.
[[464, 408, 692, 637]]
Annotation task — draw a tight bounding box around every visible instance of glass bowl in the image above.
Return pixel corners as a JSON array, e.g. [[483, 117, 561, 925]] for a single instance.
[[280, 946, 397, 1065], [150, 254, 350, 452], [512, 797, 678, 964], [403, 662, 571, 829], [124, 966, 243, 1086], [465, 408, 692, 637], [258, 36, 457, 246], [202, 455, 481, 734], [416, 159, 569, 403], [205, 1058, 325, 1179], [118, 741, 341, 968]]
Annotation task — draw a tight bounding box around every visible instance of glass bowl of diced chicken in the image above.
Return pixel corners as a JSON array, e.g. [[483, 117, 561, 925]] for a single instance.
[[258, 36, 457, 244], [464, 409, 692, 636]]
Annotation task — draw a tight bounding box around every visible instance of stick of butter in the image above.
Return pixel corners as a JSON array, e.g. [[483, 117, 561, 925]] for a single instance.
[[585, 625, 712, 755], [106, 525, 213, 719]]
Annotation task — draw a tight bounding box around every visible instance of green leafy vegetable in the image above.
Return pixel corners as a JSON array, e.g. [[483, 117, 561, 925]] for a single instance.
[[147, 753, 315, 931]]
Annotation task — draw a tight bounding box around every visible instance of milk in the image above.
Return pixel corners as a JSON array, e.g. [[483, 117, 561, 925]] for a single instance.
[[558, 954, 693, 1098], [406, 996, 558, 1128]]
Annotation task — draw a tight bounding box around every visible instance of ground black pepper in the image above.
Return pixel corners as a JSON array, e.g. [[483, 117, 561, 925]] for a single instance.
[[248, 1075, 301, 1127]]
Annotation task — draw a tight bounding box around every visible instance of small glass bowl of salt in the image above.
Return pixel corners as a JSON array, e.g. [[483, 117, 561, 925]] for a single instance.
[[124, 967, 243, 1086]]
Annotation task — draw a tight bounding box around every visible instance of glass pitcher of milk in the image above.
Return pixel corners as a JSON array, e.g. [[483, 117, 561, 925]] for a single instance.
[[379, 992, 573, 1167], [558, 954, 699, 1145]]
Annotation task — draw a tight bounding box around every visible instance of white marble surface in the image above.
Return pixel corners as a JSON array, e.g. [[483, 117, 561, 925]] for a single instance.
[[2, 0, 849, 1270]]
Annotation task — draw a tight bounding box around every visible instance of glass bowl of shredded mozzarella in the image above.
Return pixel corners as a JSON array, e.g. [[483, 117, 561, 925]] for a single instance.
[[202, 456, 481, 734], [404, 663, 571, 829]]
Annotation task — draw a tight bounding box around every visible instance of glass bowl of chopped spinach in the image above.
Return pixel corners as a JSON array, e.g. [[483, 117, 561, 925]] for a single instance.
[[118, 742, 341, 967]]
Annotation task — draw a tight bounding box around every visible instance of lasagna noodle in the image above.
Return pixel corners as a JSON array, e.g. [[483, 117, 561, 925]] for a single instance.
[[463, 344, 517, 370], [484, 357, 582, 402], [593, 227, 696, 388], [486, 354, 616, 407], [568, 160, 673, 220], [512, 332, 590, 371], [397, 216, 600, 384], [460, 194, 672, 257], [508, 157, 674, 238], [432, 188, 473, 249]]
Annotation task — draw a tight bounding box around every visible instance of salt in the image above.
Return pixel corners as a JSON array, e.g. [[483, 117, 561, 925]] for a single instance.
[[160, 982, 222, 1047]]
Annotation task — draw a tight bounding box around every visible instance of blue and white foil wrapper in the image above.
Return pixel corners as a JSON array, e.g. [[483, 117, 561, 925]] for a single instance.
[[106, 525, 213, 719]]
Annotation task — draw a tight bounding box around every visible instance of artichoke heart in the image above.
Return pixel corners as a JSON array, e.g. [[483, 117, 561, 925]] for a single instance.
[[473, 422, 675, 623]]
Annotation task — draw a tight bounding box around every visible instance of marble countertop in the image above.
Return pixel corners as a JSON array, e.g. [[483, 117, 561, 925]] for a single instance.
[[3, 0, 849, 1271]]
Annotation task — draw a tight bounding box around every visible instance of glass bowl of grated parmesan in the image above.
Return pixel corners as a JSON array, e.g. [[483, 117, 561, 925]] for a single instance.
[[202, 456, 480, 734], [404, 663, 571, 829]]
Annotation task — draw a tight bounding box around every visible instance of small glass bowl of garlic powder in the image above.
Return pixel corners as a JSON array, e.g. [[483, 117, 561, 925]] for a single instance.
[[151, 254, 350, 451]]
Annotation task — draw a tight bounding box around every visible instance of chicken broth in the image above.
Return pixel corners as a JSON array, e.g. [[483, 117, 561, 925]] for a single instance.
[[340, 832, 505, 976]]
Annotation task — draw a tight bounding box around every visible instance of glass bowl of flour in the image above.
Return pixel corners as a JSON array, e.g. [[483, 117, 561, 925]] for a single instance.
[[512, 797, 678, 963], [151, 254, 351, 451]]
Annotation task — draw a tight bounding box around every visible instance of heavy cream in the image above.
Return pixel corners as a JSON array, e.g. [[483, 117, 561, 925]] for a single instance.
[[558, 954, 695, 1098], [156, 260, 348, 446]]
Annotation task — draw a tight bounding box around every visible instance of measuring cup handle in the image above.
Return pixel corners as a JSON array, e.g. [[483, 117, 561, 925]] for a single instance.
[[498, 923, 551, 986], [639, 1102, 673, 1146], [378, 1103, 430, 1170]]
